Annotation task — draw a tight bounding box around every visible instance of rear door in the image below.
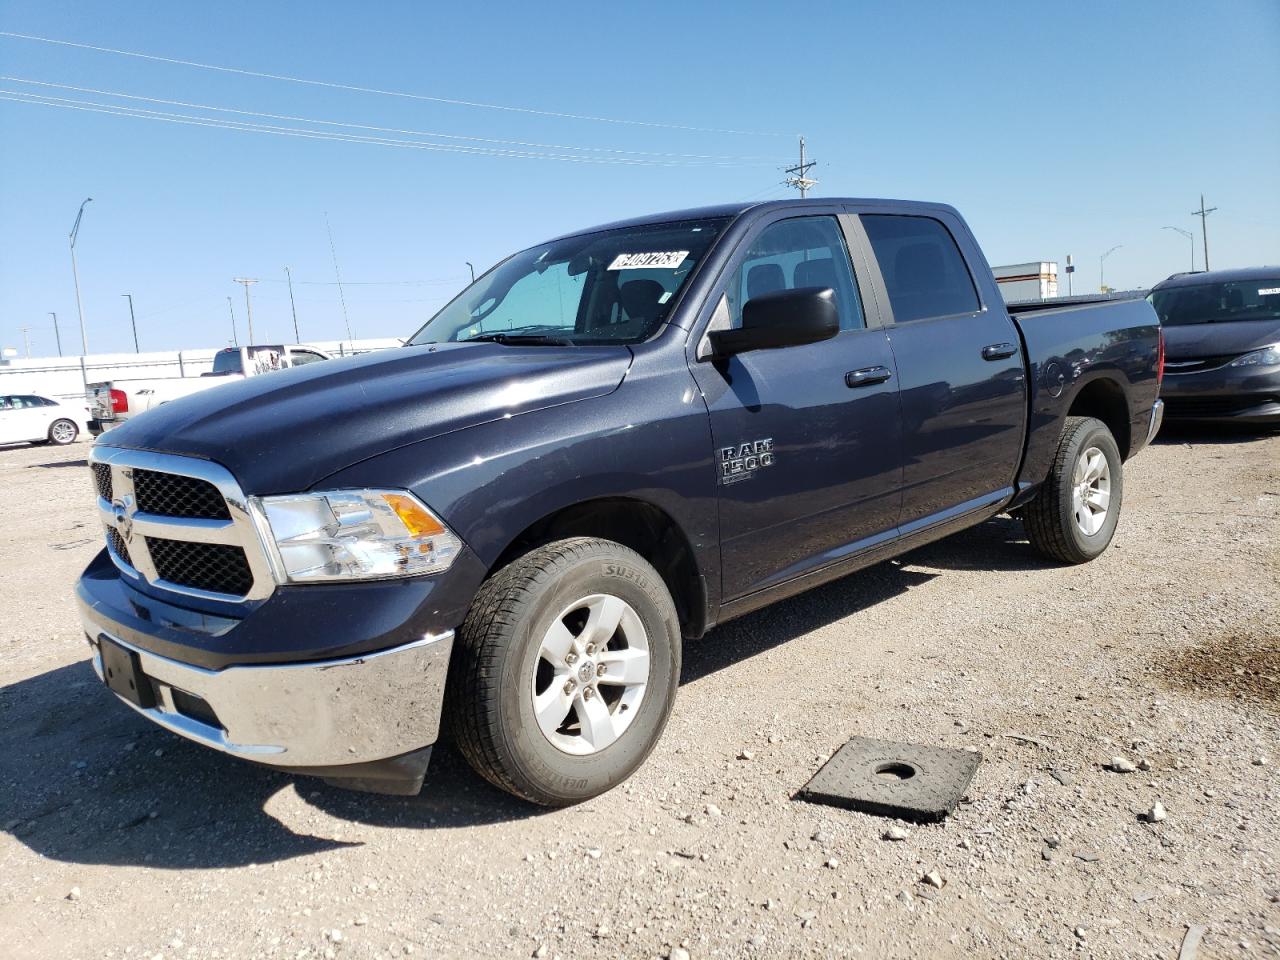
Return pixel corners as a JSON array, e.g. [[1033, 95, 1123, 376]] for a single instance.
[[688, 210, 903, 600], [857, 209, 1027, 530]]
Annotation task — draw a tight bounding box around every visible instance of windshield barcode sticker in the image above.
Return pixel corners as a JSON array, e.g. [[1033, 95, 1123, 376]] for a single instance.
[[608, 251, 689, 270], [1259, 287, 1280, 296]]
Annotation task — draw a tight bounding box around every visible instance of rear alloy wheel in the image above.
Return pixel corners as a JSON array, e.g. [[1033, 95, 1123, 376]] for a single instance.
[[48, 419, 79, 445], [449, 537, 681, 806], [1023, 416, 1123, 564]]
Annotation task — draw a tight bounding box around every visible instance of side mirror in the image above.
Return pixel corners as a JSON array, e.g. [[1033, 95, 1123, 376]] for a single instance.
[[708, 287, 839, 357]]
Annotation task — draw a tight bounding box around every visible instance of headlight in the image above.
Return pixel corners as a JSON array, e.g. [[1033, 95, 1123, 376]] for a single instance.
[[256, 489, 462, 583], [1229, 343, 1280, 367]]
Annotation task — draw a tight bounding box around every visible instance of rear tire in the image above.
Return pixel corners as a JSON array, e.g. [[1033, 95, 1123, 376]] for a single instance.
[[449, 537, 681, 806], [1023, 416, 1123, 564], [48, 419, 79, 445]]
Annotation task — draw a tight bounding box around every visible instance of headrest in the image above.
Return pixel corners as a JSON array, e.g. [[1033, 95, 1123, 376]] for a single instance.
[[618, 278, 666, 322], [747, 263, 786, 300], [794, 257, 837, 290]]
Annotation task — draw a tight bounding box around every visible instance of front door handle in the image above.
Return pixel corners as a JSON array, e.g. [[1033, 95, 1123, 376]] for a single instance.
[[845, 365, 893, 388], [981, 342, 1018, 361]]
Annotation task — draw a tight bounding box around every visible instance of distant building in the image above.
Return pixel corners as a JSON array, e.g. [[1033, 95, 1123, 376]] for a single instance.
[[992, 261, 1058, 303]]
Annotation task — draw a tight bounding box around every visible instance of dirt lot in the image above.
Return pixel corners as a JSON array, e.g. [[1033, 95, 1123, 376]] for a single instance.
[[1, 429, 1277, 960]]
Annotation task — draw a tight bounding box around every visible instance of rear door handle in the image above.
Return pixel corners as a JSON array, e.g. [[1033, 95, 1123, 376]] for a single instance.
[[981, 342, 1017, 361], [845, 365, 893, 388]]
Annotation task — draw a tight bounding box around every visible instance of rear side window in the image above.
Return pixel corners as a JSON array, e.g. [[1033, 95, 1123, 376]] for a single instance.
[[862, 215, 980, 323]]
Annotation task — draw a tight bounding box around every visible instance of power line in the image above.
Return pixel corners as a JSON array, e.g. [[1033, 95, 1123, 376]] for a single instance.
[[0, 30, 790, 138], [1, 77, 787, 163], [0, 90, 772, 167]]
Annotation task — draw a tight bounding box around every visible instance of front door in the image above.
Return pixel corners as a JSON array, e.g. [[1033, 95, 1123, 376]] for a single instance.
[[859, 212, 1028, 529], [0, 397, 17, 444], [689, 213, 904, 600]]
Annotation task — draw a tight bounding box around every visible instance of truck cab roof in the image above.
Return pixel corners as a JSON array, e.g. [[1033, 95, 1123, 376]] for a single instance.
[[548, 197, 960, 241]]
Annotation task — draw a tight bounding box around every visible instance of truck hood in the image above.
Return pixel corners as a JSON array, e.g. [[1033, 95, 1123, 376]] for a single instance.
[[98, 343, 632, 494], [1163, 319, 1280, 360]]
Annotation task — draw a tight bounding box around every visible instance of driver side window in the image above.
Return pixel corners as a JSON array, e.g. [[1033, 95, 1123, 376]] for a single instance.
[[724, 217, 864, 331]]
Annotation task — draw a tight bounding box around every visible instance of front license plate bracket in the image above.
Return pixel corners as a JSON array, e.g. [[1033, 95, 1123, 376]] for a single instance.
[[99, 637, 157, 709]]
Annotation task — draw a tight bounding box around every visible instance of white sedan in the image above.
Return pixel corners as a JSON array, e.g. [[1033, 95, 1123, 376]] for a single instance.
[[0, 393, 88, 446]]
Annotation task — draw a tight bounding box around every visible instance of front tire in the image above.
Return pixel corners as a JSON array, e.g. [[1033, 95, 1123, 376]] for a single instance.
[[48, 419, 79, 445], [1023, 416, 1123, 564], [449, 537, 681, 806]]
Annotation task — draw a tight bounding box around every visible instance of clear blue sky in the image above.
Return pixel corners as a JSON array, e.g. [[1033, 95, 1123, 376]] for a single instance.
[[1, 0, 1277, 356]]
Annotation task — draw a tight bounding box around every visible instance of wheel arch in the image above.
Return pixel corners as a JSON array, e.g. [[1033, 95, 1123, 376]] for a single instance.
[[1065, 375, 1132, 458], [490, 496, 710, 639]]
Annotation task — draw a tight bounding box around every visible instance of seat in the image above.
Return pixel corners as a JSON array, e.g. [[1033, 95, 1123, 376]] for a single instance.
[[794, 257, 837, 290], [618, 279, 665, 326], [747, 263, 786, 300]]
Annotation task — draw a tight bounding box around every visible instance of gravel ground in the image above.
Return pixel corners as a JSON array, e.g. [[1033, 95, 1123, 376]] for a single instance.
[[1, 428, 1277, 960]]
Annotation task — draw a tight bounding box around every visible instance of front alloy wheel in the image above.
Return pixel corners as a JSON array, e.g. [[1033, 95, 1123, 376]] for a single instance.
[[450, 537, 681, 806], [533, 593, 651, 755]]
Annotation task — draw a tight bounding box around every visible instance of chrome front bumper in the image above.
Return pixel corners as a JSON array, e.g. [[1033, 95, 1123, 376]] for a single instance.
[[84, 626, 454, 768]]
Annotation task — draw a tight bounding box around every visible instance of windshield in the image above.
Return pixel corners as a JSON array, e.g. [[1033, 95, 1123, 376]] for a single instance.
[[408, 218, 729, 346], [1150, 278, 1280, 326]]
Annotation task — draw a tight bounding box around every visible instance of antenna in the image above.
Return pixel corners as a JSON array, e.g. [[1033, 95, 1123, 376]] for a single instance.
[[784, 136, 817, 198]]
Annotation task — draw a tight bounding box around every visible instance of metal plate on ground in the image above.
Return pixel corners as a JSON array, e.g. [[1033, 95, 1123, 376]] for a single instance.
[[798, 736, 981, 823]]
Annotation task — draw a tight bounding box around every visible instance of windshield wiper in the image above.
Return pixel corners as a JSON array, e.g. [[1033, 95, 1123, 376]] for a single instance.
[[462, 331, 573, 346]]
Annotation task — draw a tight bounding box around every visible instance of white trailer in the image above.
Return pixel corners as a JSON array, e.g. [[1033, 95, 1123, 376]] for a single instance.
[[992, 261, 1059, 303]]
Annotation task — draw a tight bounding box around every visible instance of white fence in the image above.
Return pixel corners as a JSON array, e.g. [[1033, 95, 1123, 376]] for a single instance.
[[0, 339, 402, 403]]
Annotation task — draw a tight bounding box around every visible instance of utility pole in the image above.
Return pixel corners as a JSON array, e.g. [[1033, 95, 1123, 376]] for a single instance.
[[466, 261, 475, 283], [19, 325, 32, 358], [233, 278, 258, 343], [784, 136, 818, 198], [121, 293, 139, 352], [49, 312, 63, 357], [1100, 244, 1123, 293], [1190, 194, 1217, 271], [69, 197, 93, 355], [325, 213, 355, 345], [227, 296, 239, 346], [1163, 226, 1195, 272], [285, 266, 301, 342]]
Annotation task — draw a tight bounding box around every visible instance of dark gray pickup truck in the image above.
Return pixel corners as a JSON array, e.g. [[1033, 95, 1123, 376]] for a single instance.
[[77, 198, 1165, 803]]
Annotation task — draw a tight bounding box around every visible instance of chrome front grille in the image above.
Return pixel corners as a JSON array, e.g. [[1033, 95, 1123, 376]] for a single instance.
[[146, 537, 255, 596], [134, 469, 231, 520], [92, 462, 113, 501], [90, 448, 276, 603]]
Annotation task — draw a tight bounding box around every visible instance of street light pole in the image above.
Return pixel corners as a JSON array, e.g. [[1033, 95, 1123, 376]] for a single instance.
[[466, 261, 475, 283], [232, 278, 258, 344], [1100, 244, 1123, 293], [49, 312, 62, 357], [1163, 226, 1195, 272], [227, 296, 239, 346], [122, 293, 139, 352], [69, 197, 93, 355], [285, 266, 300, 343]]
